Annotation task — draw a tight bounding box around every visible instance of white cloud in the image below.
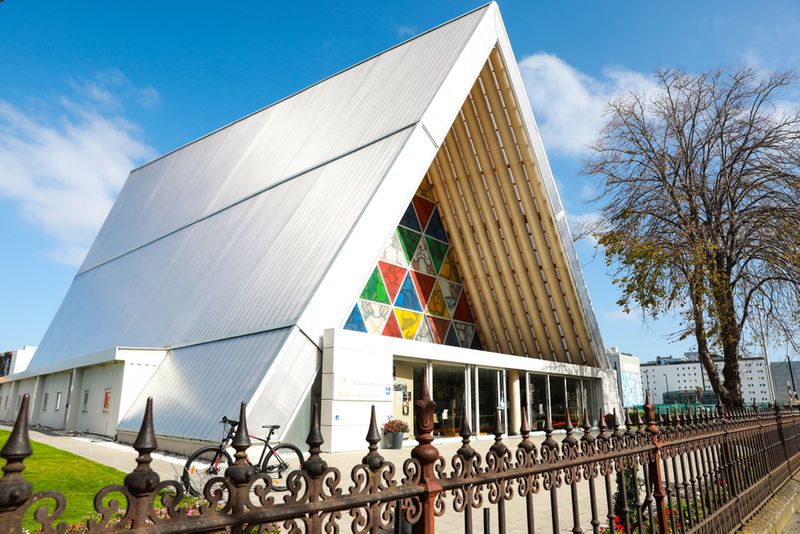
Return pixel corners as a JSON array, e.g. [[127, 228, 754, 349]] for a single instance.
[[567, 211, 604, 245], [0, 74, 157, 266], [394, 25, 417, 39], [519, 53, 658, 156]]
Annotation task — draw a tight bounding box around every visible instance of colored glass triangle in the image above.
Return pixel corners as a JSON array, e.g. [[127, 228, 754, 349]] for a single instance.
[[396, 227, 422, 263], [444, 325, 461, 347], [452, 321, 475, 348], [378, 261, 406, 302], [427, 315, 450, 344], [415, 316, 434, 342], [410, 271, 437, 308], [399, 202, 421, 231], [438, 249, 461, 283], [359, 266, 391, 304], [425, 236, 449, 274], [411, 238, 436, 276], [344, 304, 367, 333], [413, 195, 435, 231], [382, 312, 403, 338], [425, 207, 448, 242], [453, 292, 474, 322], [394, 309, 423, 340], [358, 300, 392, 334], [438, 279, 462, 315], [470, 330, 483, 350], [381, 232, 409, 268], [394, 272, 422, 312], [416, 177, 435, 200], [426, 281, 450, 318]]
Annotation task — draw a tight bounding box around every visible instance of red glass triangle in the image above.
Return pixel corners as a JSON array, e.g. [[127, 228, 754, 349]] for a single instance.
[[427, 315, 451, 344], [382, 312, 403, 338], [453, 293, 474, 323], [412, 195, 435, 231], [378, 261, 406, 302], [410, 271, 437, 308]]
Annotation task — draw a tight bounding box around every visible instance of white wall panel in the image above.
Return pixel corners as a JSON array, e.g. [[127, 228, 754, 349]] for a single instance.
[[75, 362, 124, 436], [37, 372, 71, 429]]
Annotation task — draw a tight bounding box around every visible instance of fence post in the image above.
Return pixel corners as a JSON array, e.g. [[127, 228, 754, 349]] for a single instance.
[[0, 394, 33, 534], [644, 391, 670, 534], [411, 374, 440, 534]]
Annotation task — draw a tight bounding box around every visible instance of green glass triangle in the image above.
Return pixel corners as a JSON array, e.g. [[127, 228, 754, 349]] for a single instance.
[[397, 227, 422, 263], [360, 266, 391, 304], [425, 236, 449, 274]]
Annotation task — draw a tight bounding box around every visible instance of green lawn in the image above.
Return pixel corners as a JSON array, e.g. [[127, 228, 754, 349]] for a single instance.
[[0, 429, 127, 531]]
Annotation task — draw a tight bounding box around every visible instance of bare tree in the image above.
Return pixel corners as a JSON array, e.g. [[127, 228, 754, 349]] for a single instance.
[[585, 68, 800, 408]]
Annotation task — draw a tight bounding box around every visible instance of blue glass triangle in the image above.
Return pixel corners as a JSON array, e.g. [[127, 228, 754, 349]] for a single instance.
[[470, 331, 483, 350], [344, 304, 368, 332], [444, 324, 460, 347], [399, 202, 421, 231], [425, 207, 447, 242], [394, 272, 422, 312]]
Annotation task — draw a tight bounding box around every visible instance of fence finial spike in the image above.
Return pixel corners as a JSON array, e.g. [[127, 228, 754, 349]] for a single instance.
[[133, 396, 157, 453], [458, 404, 475, 459], [124, 397, 160, 497], [304, 401, 327, 477], [231, 401, 251, 452], [0, 394, 33, 510], [362, 405, 384, 471], [1, 394, 32, 462], [225, 402, 256, 486]]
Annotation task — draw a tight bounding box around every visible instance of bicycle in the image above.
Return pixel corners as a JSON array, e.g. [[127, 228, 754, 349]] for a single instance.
[[181, 416, 305, 496]]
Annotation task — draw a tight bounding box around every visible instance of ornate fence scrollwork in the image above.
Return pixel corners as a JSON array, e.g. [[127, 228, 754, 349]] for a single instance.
[[2, 380, 800, 533]]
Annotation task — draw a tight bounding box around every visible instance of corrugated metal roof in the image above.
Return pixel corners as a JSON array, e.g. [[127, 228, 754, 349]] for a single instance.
[[117, 327, 293, 440], [30, 129, 411, 368], [79, 5, 492, 273]]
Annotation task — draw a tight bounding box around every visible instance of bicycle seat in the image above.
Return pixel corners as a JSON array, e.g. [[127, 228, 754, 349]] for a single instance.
[[262, 424, 280, 430]]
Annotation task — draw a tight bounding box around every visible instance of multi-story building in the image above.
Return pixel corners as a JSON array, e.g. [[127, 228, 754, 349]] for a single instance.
[[641, 352, 773, 405], [605, 347, 643, 408]]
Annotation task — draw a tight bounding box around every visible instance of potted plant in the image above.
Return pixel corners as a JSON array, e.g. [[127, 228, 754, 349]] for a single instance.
[[382, 419, 410, 449]]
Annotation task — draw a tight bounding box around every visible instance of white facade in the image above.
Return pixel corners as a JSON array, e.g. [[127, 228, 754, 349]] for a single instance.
[[606, 347, 644, 407], [1, 3, 616, 452], [641, 353, 774, 404], [0, 348, 164, 436]]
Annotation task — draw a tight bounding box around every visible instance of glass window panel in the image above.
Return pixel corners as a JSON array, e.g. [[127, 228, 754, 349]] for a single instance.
[[566, 378, 582, 425], [432, 364, 466, 438], [527, 374, 548, 431], [550, 377, 567, 429], [476, 368, 505, 435]]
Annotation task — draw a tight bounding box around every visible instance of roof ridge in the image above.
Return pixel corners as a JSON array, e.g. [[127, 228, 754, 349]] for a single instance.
[[130, 2, 495, 173]]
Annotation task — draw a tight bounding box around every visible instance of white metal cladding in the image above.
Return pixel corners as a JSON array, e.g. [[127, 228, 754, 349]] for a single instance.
[[29, 129, 411, 369], [117, 328, 292, 441], [37, 372, 71, 429], [0, 382, 13, 420], [79, 5, 492, 272], [76, 362, 125, 436]]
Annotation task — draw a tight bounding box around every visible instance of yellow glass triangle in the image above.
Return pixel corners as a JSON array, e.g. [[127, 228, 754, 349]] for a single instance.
[[416, 176, 435, 200], [426, 281, 450, 318], [394, 309, 423, 340]]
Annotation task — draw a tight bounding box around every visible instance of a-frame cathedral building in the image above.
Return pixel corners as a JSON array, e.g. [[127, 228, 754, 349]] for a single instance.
[[0, 3, 620, 453]]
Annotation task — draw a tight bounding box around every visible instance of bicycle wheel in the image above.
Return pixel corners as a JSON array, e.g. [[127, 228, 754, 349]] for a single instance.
[[261, 443, 304, 491], [182, 447, 233, 497]]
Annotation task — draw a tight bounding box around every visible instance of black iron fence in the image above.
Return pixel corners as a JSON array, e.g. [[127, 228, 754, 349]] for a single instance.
[[1, 374, 799, 533]]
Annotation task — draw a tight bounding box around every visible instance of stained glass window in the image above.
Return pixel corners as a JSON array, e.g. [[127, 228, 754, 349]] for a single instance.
[[343, 176, 482, 349]]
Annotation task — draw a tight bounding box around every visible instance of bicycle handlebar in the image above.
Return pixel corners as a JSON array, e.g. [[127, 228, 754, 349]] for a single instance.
[[220, 416, 240, 426]]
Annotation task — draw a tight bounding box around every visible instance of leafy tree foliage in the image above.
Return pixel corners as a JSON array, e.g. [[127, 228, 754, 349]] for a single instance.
[[585, 68, 800, 407]]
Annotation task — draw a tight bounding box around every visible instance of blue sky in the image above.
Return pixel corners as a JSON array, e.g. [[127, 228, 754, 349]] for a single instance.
[[1, 1, 799, 361]]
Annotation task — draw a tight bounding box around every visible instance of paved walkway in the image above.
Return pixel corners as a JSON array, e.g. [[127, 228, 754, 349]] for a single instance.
[[4, 426, 615, 533]]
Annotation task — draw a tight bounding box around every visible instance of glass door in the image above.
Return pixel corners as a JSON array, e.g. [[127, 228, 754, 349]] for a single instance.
[[475, 368, 506, 435]]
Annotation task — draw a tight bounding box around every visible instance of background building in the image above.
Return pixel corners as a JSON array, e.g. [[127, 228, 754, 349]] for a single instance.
[[0, 346, 36, 377], [642, 352, 774, 405], [606, 347, 643, 407], [770, 360, 800, 403]]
